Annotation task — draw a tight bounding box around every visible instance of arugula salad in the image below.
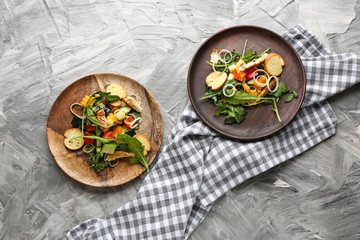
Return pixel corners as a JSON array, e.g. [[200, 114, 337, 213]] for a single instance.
[[201, 40, 298, 124], [64, 83, 151, 173]]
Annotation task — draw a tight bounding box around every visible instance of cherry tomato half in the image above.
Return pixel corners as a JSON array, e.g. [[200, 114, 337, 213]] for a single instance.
[[124, 115, 135, 129]]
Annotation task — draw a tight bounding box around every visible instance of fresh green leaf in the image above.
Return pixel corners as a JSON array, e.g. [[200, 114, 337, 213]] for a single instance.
[[214, 101, 246, 124], [292, 90, 298, 98], [90, 97, 102, 107], [116, 134, 149, 172], [224, 91, 272, 105], [89, 151, 109, 172], [201, 87, 222, 100], [243, 49, 253, 59], [224, 106, 246, 124], [129, 158, 139, 164], [284, 90, 298, 103], [116, 144, 130, 152], [284, 93, 294, 102], [98, 91, 121, 102], [83, 135, 117, 145], [268, 81, 288, 98], [92, 104, 105, 113]]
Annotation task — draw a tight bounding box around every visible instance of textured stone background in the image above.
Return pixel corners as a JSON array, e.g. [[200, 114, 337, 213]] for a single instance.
[[1, 0, 360, 239]]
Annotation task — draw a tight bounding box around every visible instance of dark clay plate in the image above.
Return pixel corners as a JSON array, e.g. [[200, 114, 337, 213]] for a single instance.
[[187, 26, 306, 140], [47, 73, 163, 187]]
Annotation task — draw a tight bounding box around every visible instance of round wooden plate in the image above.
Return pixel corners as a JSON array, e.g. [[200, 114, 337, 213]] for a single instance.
[[47, 73, 163, 187], [187, 25, 306, 140]]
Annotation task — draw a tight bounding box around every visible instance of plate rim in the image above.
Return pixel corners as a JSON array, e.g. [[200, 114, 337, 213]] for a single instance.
[[46, 72, 163, 187], [187, 25, 306, 140]]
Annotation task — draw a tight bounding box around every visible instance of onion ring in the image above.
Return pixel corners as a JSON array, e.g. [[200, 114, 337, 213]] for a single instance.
[[266, 76, 279, 92], [129, 117, 142, 129], [253, 69, 269, 88], [219, 49, 233, 63], [212, 61, 227, 73], [83, 144, 95, 154], [109, 159, 119, 167], [223, 84, 236, 97], [254, 75, 267, 88], [70, 103, 85, 119]]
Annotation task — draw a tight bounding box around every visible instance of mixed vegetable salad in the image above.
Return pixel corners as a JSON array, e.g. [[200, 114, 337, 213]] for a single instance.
[[64, 83, 151, 173], [201, 40, 298, 124]]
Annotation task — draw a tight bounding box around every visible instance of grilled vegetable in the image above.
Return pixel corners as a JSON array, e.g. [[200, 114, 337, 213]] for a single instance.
[[80, 95, 94, 107]]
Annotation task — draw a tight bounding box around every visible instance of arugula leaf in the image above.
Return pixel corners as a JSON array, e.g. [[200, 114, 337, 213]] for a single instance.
[[90, 97, 102, 107], [224, 91, 272, 105], [116, 134, 149, 172], [83, 135, 117, 145], [225, 106, 246, 124], [215, 101, 246, 124], [243, 49, 253, 60], [98, 91, 120, 102], [284, 90, 298, 103], [92, 104, 105, 113], [201, 87, 222, 100], [89, 151, 109, 172], [268, 81, 288, 98], [116, 144, 130, 152]]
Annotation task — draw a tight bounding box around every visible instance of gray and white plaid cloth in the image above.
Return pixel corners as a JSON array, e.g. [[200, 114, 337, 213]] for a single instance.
[[67, 25, 360, 239]]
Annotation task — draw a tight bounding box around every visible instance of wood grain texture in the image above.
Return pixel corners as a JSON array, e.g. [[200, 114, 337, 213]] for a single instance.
[[188, 26, 306, 140], [46, 73, 163, 187]]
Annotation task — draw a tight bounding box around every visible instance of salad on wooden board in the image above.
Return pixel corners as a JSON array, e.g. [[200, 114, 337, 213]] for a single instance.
[[201, 40, 298, 124], [63, 83, 151, 173]]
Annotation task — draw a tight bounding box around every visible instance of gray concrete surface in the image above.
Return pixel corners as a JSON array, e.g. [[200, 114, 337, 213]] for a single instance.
[[1, 0, 360, 239]]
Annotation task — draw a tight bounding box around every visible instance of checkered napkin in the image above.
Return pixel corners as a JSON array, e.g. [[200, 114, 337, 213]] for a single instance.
[[67, 25, 360, 239]]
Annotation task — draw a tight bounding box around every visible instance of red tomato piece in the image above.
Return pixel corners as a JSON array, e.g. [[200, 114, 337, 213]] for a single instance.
[[84, 131, 95, 144], [102, 131, 115, 139], [234, 70, 246, 82], [245, 69, 258, 81], [124, 115, 135, 129], [86, 124, 95, 132]]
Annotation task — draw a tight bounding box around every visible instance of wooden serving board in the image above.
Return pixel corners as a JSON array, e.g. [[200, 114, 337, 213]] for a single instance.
[[47, 73, 163, 187]]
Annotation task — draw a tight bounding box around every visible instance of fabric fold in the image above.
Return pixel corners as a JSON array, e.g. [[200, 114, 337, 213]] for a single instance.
[[67, 25, 360, 240]]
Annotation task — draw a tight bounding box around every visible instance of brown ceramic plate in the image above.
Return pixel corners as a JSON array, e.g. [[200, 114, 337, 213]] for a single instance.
[[188, 26, 306, 140], [47, 73, 163, 187]]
